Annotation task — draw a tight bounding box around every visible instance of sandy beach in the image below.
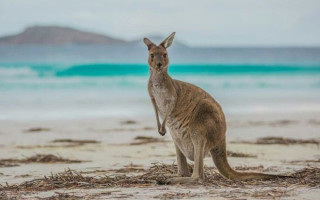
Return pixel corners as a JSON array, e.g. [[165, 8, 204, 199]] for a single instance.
[[1, 0, 320, 199], [1, 111, 319, 199]]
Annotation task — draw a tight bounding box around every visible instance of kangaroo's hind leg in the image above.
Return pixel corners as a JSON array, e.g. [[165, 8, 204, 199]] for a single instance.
[[191, 138, 206, 180], [163, 144, 191, 179], [175, 144, 191, 177], [166, 134, 206, 184]]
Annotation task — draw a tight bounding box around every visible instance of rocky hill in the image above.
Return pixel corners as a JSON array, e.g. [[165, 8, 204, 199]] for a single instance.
[[0, 26, 128, 45]]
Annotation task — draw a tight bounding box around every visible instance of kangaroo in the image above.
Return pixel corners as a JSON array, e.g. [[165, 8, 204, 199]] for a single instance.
[[143, 32, 289, 184]]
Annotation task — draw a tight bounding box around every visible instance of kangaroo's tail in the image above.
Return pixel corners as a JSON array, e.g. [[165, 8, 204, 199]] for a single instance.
[[210, 141, 290, 180]]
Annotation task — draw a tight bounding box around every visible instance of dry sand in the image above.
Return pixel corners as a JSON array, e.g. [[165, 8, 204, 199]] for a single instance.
[[0, 112, 320, 199]]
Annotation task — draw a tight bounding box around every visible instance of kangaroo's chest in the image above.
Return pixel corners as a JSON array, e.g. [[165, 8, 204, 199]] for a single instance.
[[150, 80, 197, 161], [150, 83, 176, 118]]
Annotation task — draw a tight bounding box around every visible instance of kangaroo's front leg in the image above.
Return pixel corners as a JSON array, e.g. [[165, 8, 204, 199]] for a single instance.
[[159, 98, 175, 135], [159, 116, 167, 136], [158, 102, 171, 136], [150, 97, 165, 136]]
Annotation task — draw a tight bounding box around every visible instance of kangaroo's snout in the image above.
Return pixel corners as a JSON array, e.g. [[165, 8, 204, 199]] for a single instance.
[[153, 54, 164, 71]]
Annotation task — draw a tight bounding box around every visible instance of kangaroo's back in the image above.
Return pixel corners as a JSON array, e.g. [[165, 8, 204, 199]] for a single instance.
[[171, 79, 223, 119]]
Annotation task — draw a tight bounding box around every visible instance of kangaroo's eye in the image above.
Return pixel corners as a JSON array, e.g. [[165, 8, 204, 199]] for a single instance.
[[163, 54, 167, 58], [150, 54, 154, 58]]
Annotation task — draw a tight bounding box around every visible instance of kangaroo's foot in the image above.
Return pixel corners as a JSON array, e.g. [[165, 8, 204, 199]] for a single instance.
[[162, 173, 180, 178], [166, 177, 203, 185]]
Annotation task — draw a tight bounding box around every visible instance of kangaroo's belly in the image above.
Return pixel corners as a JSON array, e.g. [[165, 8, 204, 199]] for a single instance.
[[167, 117, 195, 161]]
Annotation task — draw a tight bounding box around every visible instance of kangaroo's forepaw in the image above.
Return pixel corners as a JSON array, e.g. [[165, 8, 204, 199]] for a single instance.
[[158, 127, 166, 136]]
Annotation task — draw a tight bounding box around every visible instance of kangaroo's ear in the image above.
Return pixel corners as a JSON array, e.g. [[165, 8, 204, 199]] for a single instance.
[[160, 32, 175, 48], [143, 38, 155, 50]]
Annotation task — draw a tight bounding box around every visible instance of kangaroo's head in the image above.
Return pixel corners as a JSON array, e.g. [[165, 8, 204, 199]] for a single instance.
[[143, 32, 175, 73]]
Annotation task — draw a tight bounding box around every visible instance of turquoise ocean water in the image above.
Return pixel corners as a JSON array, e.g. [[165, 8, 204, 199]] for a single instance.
[[1, 62, 320, 120]]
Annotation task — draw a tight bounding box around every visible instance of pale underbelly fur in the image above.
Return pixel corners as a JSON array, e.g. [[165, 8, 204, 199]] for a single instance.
[[152, 86, 196, 161], [168, 125, 194, 161], [167, 117, 195, 161]]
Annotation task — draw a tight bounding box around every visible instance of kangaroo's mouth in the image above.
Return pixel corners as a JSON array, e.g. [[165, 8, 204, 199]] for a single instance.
[[155, 66, 162, 72], [151, 65, 165, 73]]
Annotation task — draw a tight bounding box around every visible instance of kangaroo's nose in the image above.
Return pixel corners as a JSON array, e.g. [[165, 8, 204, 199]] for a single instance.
[[157, 63, 162, 68]]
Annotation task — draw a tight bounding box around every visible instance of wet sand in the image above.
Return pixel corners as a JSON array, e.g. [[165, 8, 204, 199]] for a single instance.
[[0, 112, 320, 199]]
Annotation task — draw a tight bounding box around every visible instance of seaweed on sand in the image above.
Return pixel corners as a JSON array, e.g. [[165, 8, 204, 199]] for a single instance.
[[226, 151, 257, 158], [232, 137, 320, 145], [1, 163, 320, 192], [82, 163, 146, 174], [129, 136, 167, 145], [0, 154, 83, 168], [120, 120, 137, 125], [51, 139, 100, 145], [288, 159, 320, 164], [24, 127, 50, 133]]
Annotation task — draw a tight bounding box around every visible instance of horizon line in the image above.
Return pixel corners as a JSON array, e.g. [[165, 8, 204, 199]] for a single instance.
[[1, 24, 320, 48]]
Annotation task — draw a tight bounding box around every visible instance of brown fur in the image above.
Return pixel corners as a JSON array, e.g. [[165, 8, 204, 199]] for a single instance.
[[143, 33, 289, 184]]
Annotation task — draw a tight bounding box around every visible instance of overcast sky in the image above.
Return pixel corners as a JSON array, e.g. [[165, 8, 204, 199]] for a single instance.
[[0, 0, 320, 47]]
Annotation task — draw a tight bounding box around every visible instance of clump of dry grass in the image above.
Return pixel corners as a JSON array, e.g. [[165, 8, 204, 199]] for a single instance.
[[40, 192, 84, 200], [233, 165, 264, 172], [0, 154, 83, 168], [130, 136, 167, 145], [227, 151, 257, 158], [0, 162, 19, 168], [16, 139, 101, 149], [120, 120, 137, 125], [24, 127, 50, 133], [1, 163, 320, 193], [232, 137, 320, 145], [23, 154, 83, 163], [309, 119, 320, 125], [1, 168, 155, 192], [110, 163, 145, 173], [216, 188, 294, 199], [92, 163, 146, 173], [17, 139, 101, 149], [248, 120, 298, 127], [51, 139, 100, 145], [0, 191, 9, 200], [154, 191, 197, 199], [250, 188, 294, 199], [286, 159, 320, 164]]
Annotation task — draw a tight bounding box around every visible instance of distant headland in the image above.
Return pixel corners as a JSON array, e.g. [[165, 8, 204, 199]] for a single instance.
[[0, 26, 186, 46]]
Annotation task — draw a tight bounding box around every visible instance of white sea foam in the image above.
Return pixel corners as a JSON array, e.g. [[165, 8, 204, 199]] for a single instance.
[[0, 72, 320, 120], [0, 67, 38, 78]]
